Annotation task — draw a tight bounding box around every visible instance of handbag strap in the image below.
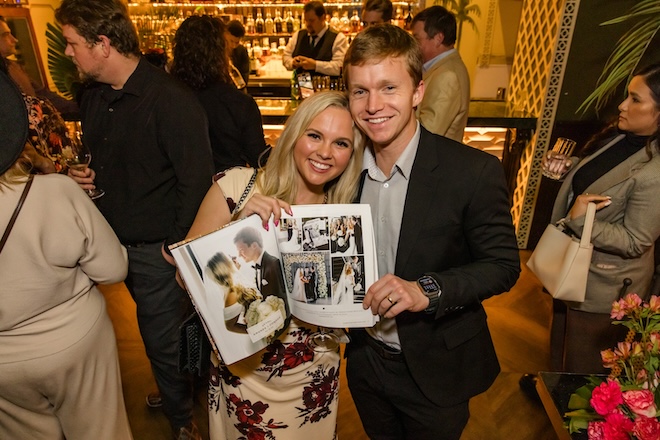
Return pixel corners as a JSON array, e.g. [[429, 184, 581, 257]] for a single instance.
[[0, 175, 34, 254], [580, 202, 597, 249], [231, 168, 258, 216]]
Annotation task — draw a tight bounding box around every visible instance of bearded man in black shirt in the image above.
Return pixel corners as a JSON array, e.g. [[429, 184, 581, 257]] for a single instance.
[[56, 0, 213, 438]]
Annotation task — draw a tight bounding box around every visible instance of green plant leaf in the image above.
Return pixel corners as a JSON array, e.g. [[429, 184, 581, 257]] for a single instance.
[[576, 2, 660, 116]]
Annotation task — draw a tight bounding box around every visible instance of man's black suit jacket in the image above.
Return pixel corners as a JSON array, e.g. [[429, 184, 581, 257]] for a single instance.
[[354, 127, 520, 407], [259, 251, 287, 303]]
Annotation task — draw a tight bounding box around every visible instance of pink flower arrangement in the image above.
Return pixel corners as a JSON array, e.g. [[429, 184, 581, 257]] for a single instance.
[[565, 294, 660, 439]]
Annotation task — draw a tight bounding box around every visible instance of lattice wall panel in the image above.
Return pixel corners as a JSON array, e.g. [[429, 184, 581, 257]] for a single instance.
[[508, 0, 580, 248]]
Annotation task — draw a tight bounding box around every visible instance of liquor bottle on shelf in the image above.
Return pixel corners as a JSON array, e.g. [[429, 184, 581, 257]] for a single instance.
[[255, 9, 265, 34], [329, 10, 340, 31], [350, 10, 360, 33], [340, 11, 350, 34], [293, 10, 301, 32], [404, 4, 413, 31], [274, 9, 283, 34], [285, 9, 294, 33], [394, 6, 403, 28], [246, 13, 255, 35], [264, 10, 274, 34]]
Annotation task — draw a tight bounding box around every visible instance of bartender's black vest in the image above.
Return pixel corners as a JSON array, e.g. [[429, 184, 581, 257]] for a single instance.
[[292, 28, 339, 77]]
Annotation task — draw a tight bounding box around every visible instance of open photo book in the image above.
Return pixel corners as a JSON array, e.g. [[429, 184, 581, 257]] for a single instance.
[[170, 204, 379, 364]]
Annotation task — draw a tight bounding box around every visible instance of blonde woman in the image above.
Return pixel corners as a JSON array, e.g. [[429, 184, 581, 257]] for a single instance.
[[186, 91, 364, 440]]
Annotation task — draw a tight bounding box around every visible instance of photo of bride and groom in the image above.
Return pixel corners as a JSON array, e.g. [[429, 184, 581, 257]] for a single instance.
[[331, 256, 364, 305], [290, 263, 321, 304], [330, 215, 363, 256]]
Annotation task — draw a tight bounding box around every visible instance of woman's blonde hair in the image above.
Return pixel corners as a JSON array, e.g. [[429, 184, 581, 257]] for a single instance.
[[207, 252, 234, 287], [0, 145, 32, 190], [257, 91, 364, 204]]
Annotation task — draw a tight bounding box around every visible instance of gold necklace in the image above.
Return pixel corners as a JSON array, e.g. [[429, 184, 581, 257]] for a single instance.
[[323, 192, 328, 204]]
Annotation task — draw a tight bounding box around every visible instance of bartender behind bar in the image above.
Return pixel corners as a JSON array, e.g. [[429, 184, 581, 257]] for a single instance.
[[282, 1, 348, 78]]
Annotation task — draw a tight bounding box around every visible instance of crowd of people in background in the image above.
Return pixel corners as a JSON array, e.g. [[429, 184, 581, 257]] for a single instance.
[[1, 0, 658, 439]]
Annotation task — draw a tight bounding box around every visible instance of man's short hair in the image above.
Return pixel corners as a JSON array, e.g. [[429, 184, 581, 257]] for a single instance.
[[362, 0, 393, 22], [55, 0, 140, 57], [343, 24, 422, 89], [411, 6, 457, 46], [226, 19, 245, 38], [304, 1, 326, 18], [234, 226, 263, 248]]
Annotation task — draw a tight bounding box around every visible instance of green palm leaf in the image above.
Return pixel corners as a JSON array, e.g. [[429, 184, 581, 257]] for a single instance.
[[577, 1, 660, 115], [45, 22, 81, 100]]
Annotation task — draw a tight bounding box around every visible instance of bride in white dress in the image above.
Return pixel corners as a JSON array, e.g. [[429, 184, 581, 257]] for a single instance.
[[291, 267, 307, 302], [279, 224, 301, 253], [332, 263, 355, 305], [337, 228, 357, 255]]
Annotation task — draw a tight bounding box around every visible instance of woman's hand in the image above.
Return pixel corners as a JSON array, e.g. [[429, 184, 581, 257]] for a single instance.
[[568, 193, 612, 220], [236, 193, 293, 229], [542, 150, 573, 179]]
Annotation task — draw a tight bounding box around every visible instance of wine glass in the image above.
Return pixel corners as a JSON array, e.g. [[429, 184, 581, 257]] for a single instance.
[[308, 327, 340, 353], [64, 129, 105, 200]]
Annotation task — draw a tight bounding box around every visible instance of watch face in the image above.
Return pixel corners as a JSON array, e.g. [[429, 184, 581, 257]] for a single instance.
[[418, 276, 439, 295]]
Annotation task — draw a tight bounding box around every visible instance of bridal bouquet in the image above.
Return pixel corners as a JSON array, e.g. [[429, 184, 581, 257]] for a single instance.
[[565, 294, 660, 439], [244, 295, 287, 341]]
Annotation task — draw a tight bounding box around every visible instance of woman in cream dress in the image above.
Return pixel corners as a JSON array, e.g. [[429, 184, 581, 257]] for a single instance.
[[185, 91, 364, 440]]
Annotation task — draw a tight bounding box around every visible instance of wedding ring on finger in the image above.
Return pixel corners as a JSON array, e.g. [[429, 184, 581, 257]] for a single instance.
[[387, 296, 394, 304]]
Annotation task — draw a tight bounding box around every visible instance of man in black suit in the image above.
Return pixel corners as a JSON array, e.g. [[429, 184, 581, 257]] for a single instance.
[[234, 226, 286, 301], [343, 25, 520, 439], [351, 216, 363, 254]]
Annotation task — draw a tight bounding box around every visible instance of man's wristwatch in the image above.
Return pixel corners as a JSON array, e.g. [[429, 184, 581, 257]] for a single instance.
[[417, 275, 441, 314]]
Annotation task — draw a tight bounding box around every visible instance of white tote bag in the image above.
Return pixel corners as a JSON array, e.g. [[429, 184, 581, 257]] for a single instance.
[[526, 202, 596, 302]]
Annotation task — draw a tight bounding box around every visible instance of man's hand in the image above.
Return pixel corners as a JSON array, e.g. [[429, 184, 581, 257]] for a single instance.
[[68, 166, 97, 191], [363, 274, 429, 318], [292, 56, 316, 71]]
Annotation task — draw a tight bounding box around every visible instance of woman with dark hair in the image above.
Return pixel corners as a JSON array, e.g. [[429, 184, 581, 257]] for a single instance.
[[171, 15, 267, 172], [543, 63, 660, 375]]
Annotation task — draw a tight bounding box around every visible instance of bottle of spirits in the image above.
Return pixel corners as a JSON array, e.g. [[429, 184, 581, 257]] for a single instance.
[[246, 13, 255, 35], [285, 9, 294, 33], [255, 9, 265, 34], [274, 9, 283, 34], [293, 10, 301, 32], [404, 4, 413, 31], [329, 10, 340, 31], [394, 7, 403, 28], [340, 11, 350, 34], [350, 10, 360, 33], [265, 10, 274, 35]]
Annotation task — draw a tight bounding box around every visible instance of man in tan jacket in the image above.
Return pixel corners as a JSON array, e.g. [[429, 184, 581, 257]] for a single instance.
[[411, 6, 469, 142]]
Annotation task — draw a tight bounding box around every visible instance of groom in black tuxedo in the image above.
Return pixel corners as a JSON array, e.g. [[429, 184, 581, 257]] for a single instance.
[[234, 226, 286, 300]]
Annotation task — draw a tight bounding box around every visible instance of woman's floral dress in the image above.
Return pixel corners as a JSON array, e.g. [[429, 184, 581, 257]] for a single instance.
[[208, 168, 340, 440], [209, 318, 339, 440]]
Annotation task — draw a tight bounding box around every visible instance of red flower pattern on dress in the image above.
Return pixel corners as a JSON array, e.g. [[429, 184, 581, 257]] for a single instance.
[[297, 364, 339, 425], [226, 394, 288, 440]]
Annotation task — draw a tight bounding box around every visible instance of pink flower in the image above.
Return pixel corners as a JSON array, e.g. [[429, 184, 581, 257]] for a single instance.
[[602, 412, 634, 439], [591, 380, 624, 416], [611, 299, 627, 320], [601, 349, 619, 369], [622, 390, 657, 418], [588, 421, 605, 439], [633, 416, 660, 440], [622, 293, 643, 313], [648, 295, 660, 313]]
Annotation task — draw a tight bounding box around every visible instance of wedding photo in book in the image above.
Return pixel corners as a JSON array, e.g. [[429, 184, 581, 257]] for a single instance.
[[170, 204, 378, 365]]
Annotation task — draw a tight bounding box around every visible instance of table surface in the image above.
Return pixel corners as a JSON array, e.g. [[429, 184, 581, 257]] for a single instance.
[[536, 371, 608, 440]]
